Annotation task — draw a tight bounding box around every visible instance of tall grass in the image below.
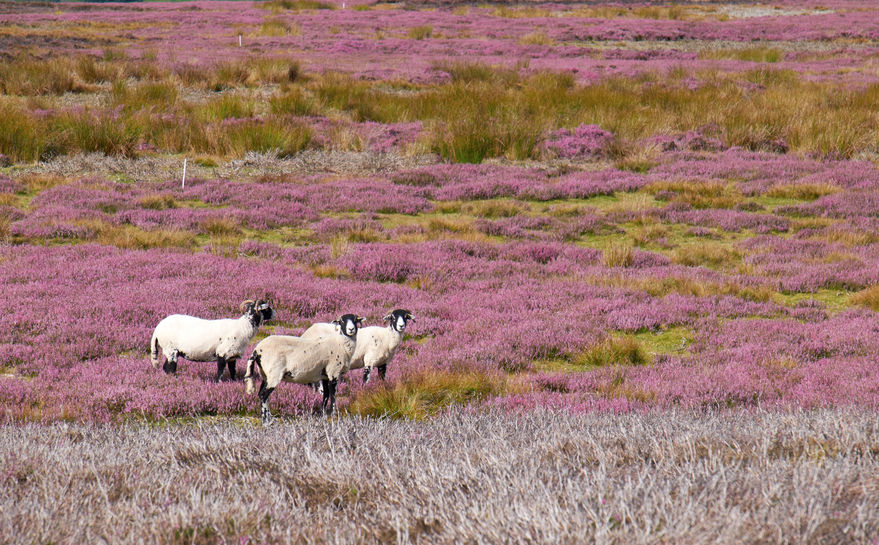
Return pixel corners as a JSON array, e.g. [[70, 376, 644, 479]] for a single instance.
[[4, 60, 879, 161]]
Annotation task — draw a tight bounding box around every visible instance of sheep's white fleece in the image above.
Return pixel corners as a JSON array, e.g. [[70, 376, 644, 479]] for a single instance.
[[302, 322, 404, 372], [151, 314, 257, 365], [245, 332, 356, 394]]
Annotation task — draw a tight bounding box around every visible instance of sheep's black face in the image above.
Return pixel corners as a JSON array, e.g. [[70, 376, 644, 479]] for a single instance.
[[256, 300, 275, 322], [336, 313, 362, 338], [387, 309, 414, 333]]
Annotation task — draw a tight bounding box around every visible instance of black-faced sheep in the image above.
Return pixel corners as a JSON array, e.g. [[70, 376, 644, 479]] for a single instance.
[[150, 299, 275, 381], [244, 313, 362, 423], [301, 309, 414, 383]]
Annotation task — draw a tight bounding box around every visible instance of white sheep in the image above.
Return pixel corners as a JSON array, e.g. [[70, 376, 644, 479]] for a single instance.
[[301, 308, 414, 384], [244, 313, 362, 422], [150, 298, 275, 381]]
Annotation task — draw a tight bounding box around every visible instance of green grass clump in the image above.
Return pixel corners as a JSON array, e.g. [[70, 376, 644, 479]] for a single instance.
[[259, 18, 301, 37], [347, 370, 504, 420], [111, 80, 179, 113], [672, 242, 741, 270], [202, 94, 257, 121], [270, 87, 320, 116], [0, 57, 87, 96], [602, 243, 634, 268], [0, 103, 45, 162], [213, 118, 311, 157], [700, 47, 783, 63], [262, 0, 334, 10], [572, 336, 651, 368], [408, 25, 433, 40]]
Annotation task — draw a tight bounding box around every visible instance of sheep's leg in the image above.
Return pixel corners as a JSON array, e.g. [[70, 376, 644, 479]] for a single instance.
[[227, 358, 237, 381], [163, 350, 179, 374], [215, 357, 226, 382], [377, 364, 387, 381], [259, 381, 275, 425], [362, 367, 372, 384], [321, 378, 337, 416]]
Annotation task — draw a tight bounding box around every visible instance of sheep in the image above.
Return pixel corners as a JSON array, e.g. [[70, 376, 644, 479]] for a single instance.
[[301, 309, 414, 384], [150, 298, 275, 382], [244, 313, 363, 423]]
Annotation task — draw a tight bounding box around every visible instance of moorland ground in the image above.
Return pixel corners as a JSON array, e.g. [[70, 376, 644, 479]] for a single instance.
[[2, 0, 879, 542]]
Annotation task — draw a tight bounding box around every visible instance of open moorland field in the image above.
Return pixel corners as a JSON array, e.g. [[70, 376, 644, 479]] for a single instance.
[[3, 0, 879, 542]]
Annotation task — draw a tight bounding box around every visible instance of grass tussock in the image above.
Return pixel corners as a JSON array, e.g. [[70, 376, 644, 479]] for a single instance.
[[765, 183, 840, 200], [259, 18, 302, 37], [672, 242, 742, 269], [572, 336, 651, 368], [518, 31, 554, 46], [0, 57, 90, 96], [311, 264, 351, 279], [602, 244, 634, 268], [644, 180, 740, 209], [6, 61, 879, 161], [77, 221, 196, 249], [407, 26, 433, 40], [700, 47, 783, 63], [346, 370, 504, 419], [461, 199, 529, 218], [262, 0, 334, 11], [850, 285, 879, 312]]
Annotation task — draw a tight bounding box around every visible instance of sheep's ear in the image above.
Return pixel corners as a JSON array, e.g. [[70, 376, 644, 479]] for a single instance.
[[407, 313, 415, 322], [356, 316, 365, 327], [383, 314, 393, 322], [240, 300, 255, 312], [331, 319, 341, 327]]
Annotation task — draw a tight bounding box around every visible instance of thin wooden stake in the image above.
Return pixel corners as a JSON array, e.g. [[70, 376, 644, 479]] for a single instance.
[[182, 158, 187, 189]]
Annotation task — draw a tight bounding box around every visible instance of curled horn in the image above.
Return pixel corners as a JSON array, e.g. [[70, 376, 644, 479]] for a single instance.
[[240, 300, 255, 312]]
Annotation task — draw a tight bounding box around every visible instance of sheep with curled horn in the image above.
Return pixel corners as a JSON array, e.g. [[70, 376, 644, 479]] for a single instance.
[[244, 313, 363, 423], [301, 309, 414, 384], [150, 297, 275, 381]]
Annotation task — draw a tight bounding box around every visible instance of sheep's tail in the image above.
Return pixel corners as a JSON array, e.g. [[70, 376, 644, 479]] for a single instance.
[[244, 350, 261, 396], [150, 334, 160, 369]]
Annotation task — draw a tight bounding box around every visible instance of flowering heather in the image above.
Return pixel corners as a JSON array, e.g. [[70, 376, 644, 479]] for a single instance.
[[542, 124, 615, 159], [4, 0, 879, 428]]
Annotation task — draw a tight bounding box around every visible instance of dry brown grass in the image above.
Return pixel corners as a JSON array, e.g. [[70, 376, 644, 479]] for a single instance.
[[644, 179, 741, 209], [602, 243, 634, 268], [460, 199, 528, 218], [311, 264, 350, 278], [850, 285, 879, 311], [765, 183, 841, 200], [87, 222, 196, 249], [672, 242, 742, 269]]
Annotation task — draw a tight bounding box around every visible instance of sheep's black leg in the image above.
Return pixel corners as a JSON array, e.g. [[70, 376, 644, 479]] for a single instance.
[[362, 367, 371, 384], [227, 358, 237, 381], [377, 365, 387, 381], [259, 381, 275, 424], [163, 351, 178, 374], [216, 357, 226, 382], [322, 378, 337, 416]]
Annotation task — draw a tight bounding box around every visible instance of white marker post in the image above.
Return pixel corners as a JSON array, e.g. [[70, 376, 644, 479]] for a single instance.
[[182, 158, 187, 189], [238, 33, 242, 47]]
